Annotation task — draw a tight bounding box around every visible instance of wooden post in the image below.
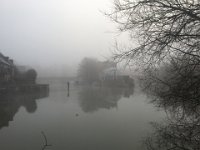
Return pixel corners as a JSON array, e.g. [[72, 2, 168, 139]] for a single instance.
[[67, 81, 70, 97]]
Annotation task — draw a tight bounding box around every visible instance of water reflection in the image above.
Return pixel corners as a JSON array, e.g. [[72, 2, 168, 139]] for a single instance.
[[141, 63, 200, 150], [145, 115, 200, 150], [145, 90, 200, 150], [78, 86, 134, 113], [0, 90, 49, 130]]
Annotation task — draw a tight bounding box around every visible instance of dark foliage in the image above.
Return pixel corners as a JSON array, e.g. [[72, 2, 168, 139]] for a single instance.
[[14, 68, 37, 84]]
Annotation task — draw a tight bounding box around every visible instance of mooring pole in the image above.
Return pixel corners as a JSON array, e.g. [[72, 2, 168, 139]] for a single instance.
[[67, 81, 70, 97]]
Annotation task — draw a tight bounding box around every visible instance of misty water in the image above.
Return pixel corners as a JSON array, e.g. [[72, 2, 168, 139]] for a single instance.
[[0, 78, 165, 150]]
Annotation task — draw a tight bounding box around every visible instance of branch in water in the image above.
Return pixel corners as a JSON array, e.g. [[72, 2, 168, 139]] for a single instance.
[[41, 131, 52, 150]]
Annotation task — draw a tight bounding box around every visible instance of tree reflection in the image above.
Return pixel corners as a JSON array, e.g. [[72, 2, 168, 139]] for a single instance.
[[0, 90, 49, 130], [78, 86, 134, 113], [140, 59, 200, 150], [144, 114, 200, 150], [143, 98, 200, 149]]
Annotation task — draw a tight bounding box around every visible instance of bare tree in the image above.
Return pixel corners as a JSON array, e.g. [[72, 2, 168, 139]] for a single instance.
[[108, 0, 200, 67]]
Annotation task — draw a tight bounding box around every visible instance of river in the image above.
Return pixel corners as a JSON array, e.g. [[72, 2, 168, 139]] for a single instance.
[[0, 78, 165, 150]]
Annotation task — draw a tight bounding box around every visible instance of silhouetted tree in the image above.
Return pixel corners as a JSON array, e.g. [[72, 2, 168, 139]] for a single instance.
[[108, 0, 200, 67], [78, 58, 100, 84], [25, 69, 37, 83], [14, 68, 37, 84]]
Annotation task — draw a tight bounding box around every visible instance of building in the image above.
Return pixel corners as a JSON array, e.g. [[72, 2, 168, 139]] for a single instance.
[[0, 53, 14, 84], [99, 61, 117, 80], [100, 61, 134, 87]]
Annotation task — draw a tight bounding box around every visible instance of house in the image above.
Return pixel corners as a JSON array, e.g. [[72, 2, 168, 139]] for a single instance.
[[100, 61, 134, 87], [0, 53, 14, 84], [101, 67, 117, 81], [99, 61, 117, 80]]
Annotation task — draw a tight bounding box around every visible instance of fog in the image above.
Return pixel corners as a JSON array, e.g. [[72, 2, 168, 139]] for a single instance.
[[0, 0, 120, 77]]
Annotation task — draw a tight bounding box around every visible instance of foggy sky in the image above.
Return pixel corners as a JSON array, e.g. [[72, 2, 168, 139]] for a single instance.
[[0, 0, 120, 77]]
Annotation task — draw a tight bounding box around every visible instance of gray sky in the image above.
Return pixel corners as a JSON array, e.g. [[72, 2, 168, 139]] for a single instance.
[[0, 0, 122, 76]]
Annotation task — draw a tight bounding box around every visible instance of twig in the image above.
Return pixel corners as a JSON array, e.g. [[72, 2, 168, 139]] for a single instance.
[[41, 131, 52, 150]]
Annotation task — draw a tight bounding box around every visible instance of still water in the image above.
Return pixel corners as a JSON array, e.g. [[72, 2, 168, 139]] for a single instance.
[[0, 78, 165, 150]]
